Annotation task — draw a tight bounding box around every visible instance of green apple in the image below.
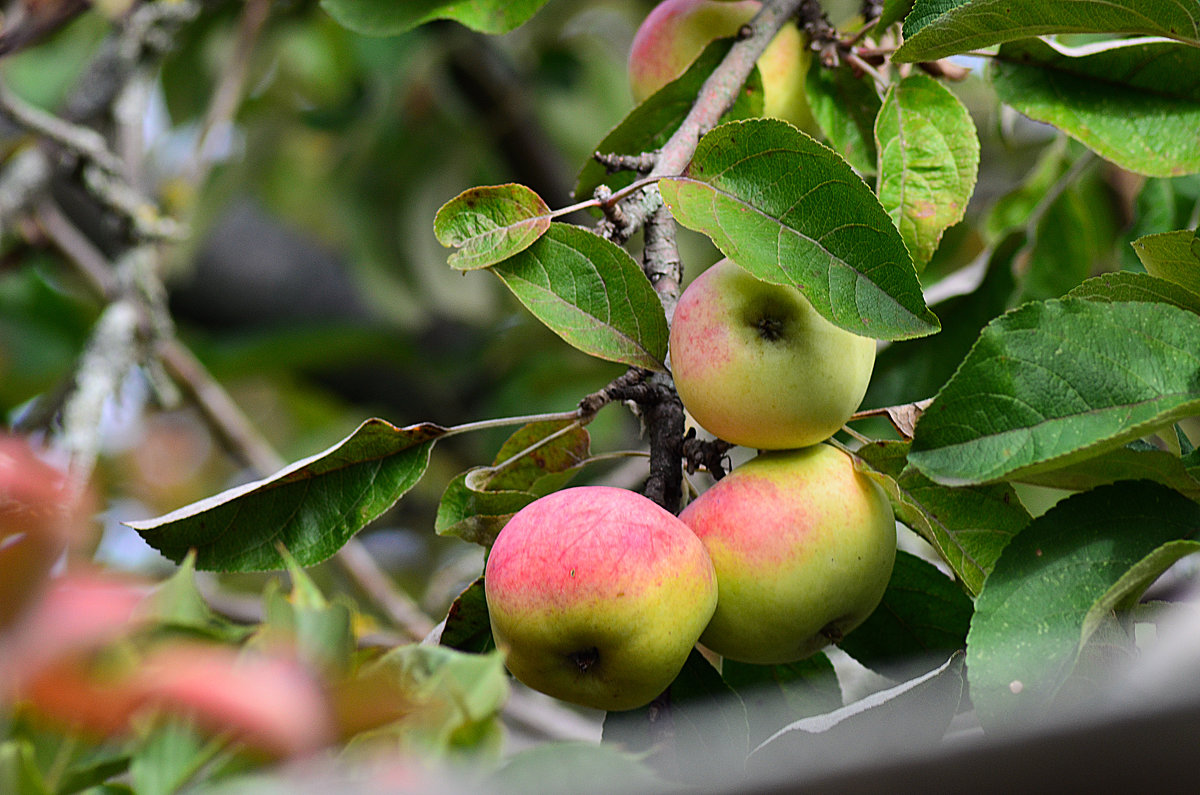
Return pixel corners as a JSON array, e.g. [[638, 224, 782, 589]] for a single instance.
[[669, 258, 876, 450], [628, 0, 815, 131], [484, 486, 718, 711], [679, 444, 895, 664]]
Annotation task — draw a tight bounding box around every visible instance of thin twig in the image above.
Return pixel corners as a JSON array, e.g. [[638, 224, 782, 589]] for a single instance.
[[187, 0, 272, 184]]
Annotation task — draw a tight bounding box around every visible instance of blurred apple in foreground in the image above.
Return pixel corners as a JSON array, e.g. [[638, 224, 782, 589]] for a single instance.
[[628, 0, 814, 131], [669, 258, 876, 450], [679, 444, 895, 664], [485, 486, 718, 711]]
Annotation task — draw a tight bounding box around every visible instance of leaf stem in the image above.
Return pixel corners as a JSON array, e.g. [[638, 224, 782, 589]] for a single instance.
[[441, 409, 588, 439]]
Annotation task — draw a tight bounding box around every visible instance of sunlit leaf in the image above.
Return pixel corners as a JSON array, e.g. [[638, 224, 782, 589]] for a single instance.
[[320, 0, 550, 35], [1131, 229, 1200, 296], [660, 119, 939, 340], [897, 0, 1200, 62], [876, 74, 979, 268], [491, 223, 669, 370], [967, 481, 1200, 731], [127, 419, 444, 571], [434, 184, 552, 271], [990, 38, 1200, 177], [909, 299, 1200, 485]]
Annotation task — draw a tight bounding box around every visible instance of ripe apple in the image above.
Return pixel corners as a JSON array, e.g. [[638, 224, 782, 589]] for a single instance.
[[484, 486, 718, 711], [679, 444, 895, 664], [628, 0, 815, 131], [669, 258, 876, 450]]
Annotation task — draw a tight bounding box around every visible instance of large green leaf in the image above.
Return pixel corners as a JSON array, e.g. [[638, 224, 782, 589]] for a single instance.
[[574, 39, 764, 202], [491, 223, 670, 370], [804, 62, 881, 174], [1067, 271, 1200, 315], [1014, 440, 1200, 501], [434, 184, 552, 271], [897, 0, 1200, 62], [990, 38, 1200, 178], [1132, 229, 1200, 296], [721, 655, 842, 748], [127, 419, 443, 571], [857, 441, 1028, 596], [967, 481, 1200, 731], [320, 0, 550, 35], [660, 119, 939, 340], [838, 551, 975, 676], [748, 653, 964, 775], [908, 299, 1200, 485], [875, 74, 979, 269]]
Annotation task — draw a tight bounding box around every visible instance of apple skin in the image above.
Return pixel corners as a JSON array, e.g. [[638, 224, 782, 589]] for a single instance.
[[669, 258, 876, 450], [679, 444, 896, 664], [484, 486, 718, 711], [628, 0, 814, 131]]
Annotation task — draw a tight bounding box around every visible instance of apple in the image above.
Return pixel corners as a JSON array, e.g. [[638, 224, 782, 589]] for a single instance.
[[484, 486, 718, 711], [669, 258, 876, 450], [679, 444, 895, 664], [628, 0, 815, 131]]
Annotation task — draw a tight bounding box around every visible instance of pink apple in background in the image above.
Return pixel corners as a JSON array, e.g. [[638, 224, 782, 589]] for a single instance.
[[628, 0, 815, 131], [669, 258, 876, 450], [679, 444, 896, 664], [484, 486, 717, 711]]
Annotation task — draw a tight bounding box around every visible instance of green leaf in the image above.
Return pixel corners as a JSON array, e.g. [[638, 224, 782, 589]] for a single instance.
[[966, 481, 1200, 731], [137, 552, 250, 643], [721, 654, 842, 747], [1013, 441, 1200, 501], [1132, 229, 1200, 296], [435, 473, 537, 547], [876, 0, 916, 33], [439, 578, 493, 654], [857, 441, 1028, 597], [255, 560, 355, 677], [909, 299, 1200, 485], [480, 419, 591, 492], [127, 419, 443, 571], [897, 0, 1200, 62], [130, 718, 225, 795], [875, 74, 979, 269], [838, 551, 974, 676], [349, 646, 509, 755], [320, 0, 550, 35], [660, 119, 939, 340], [491, 223, 669, 370], [1067, 271, 1200, 315], [990, 38, 1200, 177], [1017, 165, 1121, 302], [434, 184, 552, 271], [0, 741, 50, 795], [804, 62, 880, 174], [436, 420, 591, 546], [490, 743, 665, 795], [866, 232, 1021, 408], [602, 650, 748, 786], [57, 755, 131, 795], [574, 39, 764, 202], [747, 653, 964, 775]]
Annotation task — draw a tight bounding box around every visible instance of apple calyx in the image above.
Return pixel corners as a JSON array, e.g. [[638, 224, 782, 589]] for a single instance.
[[569, 647, 601, 674]]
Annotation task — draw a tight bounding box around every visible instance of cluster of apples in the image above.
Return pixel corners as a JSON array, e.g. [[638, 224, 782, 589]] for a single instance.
[[482, 2, 896, 712]]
